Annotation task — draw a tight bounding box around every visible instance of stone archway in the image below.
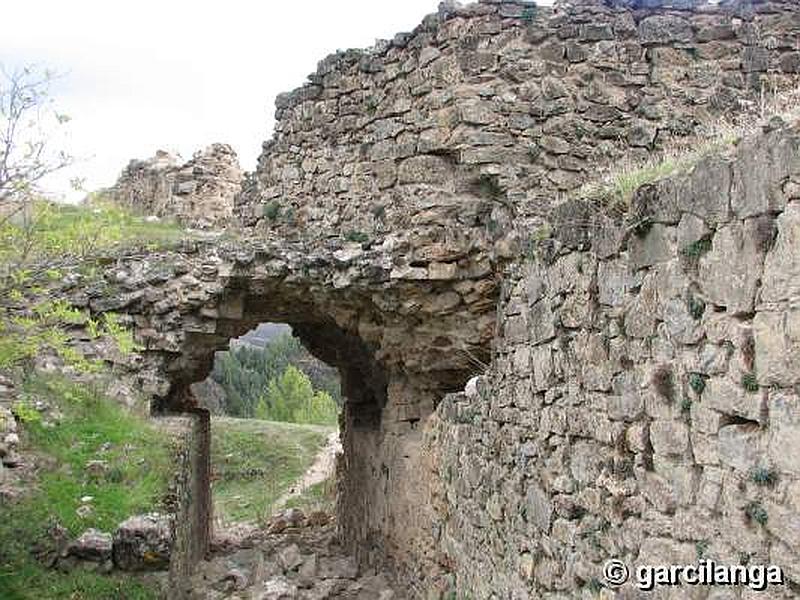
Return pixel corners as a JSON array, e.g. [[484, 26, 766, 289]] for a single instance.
[[110, 236, 498, 586]]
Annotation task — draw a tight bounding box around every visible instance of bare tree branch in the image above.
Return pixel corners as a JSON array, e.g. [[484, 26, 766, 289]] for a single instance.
[[0, 65, 73, 208]]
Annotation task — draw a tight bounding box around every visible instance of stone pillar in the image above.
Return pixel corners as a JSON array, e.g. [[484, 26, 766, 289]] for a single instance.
[[168, 408, 212, 597], [190, 408, 212, 562]]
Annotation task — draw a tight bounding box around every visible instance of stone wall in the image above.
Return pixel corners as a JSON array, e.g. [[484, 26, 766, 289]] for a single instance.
[[237, 0, 800, 250], [108, 143, 242, 229], [61, 0, 800, 595], [424, 120, 800, 597]]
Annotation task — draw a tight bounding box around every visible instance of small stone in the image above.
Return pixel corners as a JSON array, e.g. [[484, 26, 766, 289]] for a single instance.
[[68, 529, 113, 563], [85, 460, 108, 479], [258, 576, 297, 600], [112, 513, 172, 571], [278, 543, 303, 571]]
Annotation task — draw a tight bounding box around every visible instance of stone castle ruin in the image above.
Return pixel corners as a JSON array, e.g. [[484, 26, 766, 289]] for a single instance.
[[80, 0, 800, 596]]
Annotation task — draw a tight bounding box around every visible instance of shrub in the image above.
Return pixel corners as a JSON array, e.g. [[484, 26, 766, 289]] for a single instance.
[[13, 400, 41, 424], [102, 313, 141, 356], [263, 201, 281, 221], [695, 539, 710, 559], [681, 236, 712, 260], [744, 501, 768, 526], [687, 295, 706, 320], [688, 373, 706, 396], [750, 466, 778, 487], [741, 372, 759, 393], [345, 230, 369, 244]]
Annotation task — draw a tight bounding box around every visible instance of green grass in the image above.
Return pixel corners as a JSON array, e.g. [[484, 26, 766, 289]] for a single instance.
[[211, 417, 334, 523], [577, 126, 740, 214], [0, 374, 171, 599], [0, 199, 186, 268], [344, 230, 369, 244], [284, 477, 336, 514]]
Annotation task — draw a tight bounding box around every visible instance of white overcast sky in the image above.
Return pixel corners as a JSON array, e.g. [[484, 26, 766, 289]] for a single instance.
[[1, 0, 551, 200]]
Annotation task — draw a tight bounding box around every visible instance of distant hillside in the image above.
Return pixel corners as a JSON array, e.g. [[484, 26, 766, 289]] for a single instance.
[[232, 323, 291, 349]]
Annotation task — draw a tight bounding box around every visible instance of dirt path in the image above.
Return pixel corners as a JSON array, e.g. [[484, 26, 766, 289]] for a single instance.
[[273, 430, 341, 510]]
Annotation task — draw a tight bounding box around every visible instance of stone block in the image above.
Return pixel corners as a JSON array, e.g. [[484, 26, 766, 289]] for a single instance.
[[650, 420, 689, 457], [699, 222, 764, 315], [397, 156, 451, 185], [704, 377, 763, 423], [113, 514, 172, 571], [731, 130, 798, 219], [754, 308, 800, 387], [597, 259, 629, 307], [525, 483, 552, 533], [761, 201, 800, 305], [768, 391, 800, 477], [639, 16, 693, 45], [718, 424, 762, 473], [628, 224, 675, 270], [67, 529, 113, 563]]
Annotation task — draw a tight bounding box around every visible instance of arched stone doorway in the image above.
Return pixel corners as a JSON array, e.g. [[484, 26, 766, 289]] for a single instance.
[[119, 238, 497, 584]]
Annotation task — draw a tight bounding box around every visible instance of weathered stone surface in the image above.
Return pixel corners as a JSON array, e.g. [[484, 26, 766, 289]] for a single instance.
[[704, 377, 763, 423], [768, 391, 800, 477], [39, 2, 800, 596], [113, 514, 172, 571], [108, 144, 242, 229], [422, 123, 800, 597], [717, 424, 763, 473], [67, 529, 113, 563], [639, 16, 693, 45], [754, 308, 800, 387], [731, 130, 799, 218], [698, 222, 764, 315], [761, 201, 800, 305], [651, 420, 689, 457], [628, 224, 675, 270]]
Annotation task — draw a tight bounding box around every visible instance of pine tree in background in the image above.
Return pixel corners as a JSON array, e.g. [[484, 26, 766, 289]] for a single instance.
[[210, 332, 341, 424]]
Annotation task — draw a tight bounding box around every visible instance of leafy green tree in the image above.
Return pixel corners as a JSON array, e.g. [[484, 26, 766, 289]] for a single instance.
[[253, 394, 271, 421], [264, 365, 338, 426], [210, 332, 341, 419]]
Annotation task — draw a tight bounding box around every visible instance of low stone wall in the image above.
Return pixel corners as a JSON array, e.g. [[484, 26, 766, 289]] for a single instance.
[[425, 121, 800, 597]]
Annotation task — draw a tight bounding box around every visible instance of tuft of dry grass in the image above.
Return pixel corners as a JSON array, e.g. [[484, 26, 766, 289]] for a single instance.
[[576, 85, 800, 216]]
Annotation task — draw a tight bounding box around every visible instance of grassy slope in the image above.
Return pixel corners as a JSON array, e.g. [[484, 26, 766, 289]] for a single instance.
[[284, 477, 336, 514], [211, 417, 334, 523], [0, 375, 171, 600]]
